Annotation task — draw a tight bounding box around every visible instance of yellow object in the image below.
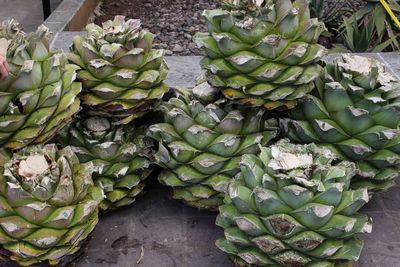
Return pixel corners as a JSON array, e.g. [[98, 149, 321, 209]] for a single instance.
[[380, 0, 400, 29]]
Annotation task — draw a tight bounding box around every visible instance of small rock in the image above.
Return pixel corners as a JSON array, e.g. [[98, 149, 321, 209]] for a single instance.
[[165, 50, 173, 56], [172, 44, 184, 52], [188, 43, 197, 51]]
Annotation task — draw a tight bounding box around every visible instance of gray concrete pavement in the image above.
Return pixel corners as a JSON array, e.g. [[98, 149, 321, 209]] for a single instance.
[[0, 0, 62, 32]]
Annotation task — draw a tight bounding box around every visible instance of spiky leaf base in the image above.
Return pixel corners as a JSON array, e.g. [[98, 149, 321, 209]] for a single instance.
[[58, 115, 154, 211], [216, 140, 372, 266], [69, 16, 169, 124], [0, 21, 81, 150], [194, 0, 327, 110], [149, 83, 279, 210], [281, 55, 400, 192]]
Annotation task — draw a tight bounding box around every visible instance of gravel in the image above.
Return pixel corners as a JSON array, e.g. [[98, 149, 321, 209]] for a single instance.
[[95, 0, 365, 56], [95, 0, 220, 56]]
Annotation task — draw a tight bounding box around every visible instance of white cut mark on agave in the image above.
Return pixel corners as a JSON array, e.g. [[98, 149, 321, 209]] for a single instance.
[[35, 236, 58, 246], [311, 205, 333, 218], [7, 181, 22, 189], [41, 176, 52, 187], [95, 87, 115, 93], [116, 166, 129, 177], [208, 110, 221, 123], [193, 82, 217, 98], [167, 108, 184, 118], [82, 41, 98, 53], [229, 54, 262, 66], [339, 55, 397, 86], [315, 120, 335, 132], [0, 120, 17, 128], [168, 143, 182, 158], [97, 141, 116, 149], [269, 146, 313, 170], [367, 96, 385, 103], [254, 135, 263, 144], [22, 60, 34, 72], [235, 217, 260, 231], [197, 158, 218, 168], [362, 188, 370, 203], [362, 221, 373, 233], [350, 145, 371, 156], [83, 200, 97, 217], [285, 185, 307, 196], [344, 218, 357, 232], [18, 155, 50, 182], [292, 44, 307, 58], [320, 246, 340, 257], [262, 34, 281, 46], [25, 202, 49, 211], [211, 32, 228, 42], [386, 156, 399, 165], [252, 236, 283, 254], [253, 187, 274, 201], [116, 70, 136, 79], [187, 125, 210, 135], [220, 135, 237, 147], [348, 106, 369, 117], [238, 252, 265, 265], [121, 145, 137, 156], [332, 183, 344, 192], [236, 16, 256, 29], [89, 59, 112, 69], [208, 180, 229, 192], [52, 53, 61, 66], [1, 222, 19, 232]]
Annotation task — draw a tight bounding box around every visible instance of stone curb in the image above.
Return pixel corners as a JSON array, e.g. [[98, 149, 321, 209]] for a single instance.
[[44, 0, 100, 33]]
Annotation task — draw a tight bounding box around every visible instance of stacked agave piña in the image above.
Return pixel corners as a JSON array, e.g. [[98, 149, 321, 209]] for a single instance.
[[0, 21, 81, 150], [193, 0, 327, 110], [216, 140, 372, 266], [63, 15, 169, 212], [69, 15, 169, 124], [158, 1, 381, 266], [0, 20, 102, 266], [281, 55, 400, 192], [58, 116, 153, 211], [148, 84, 279, 210], [0, 145, 102, 266]]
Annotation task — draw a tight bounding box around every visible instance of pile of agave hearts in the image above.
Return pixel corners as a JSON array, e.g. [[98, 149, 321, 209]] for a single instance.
[[0, 0, 399, 266]]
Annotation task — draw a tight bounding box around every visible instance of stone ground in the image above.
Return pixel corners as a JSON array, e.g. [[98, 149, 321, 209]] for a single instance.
[[0, 0, 62, 32]]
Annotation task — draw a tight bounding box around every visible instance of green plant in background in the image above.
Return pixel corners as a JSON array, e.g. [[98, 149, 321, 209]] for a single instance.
[[216, 140, 371, 266], [148, 84, 279, 210], [69, 15, 169, 124], [336, 0, 400, 52], [0, 144, 102, 266], [193, 0, 327, 110], [281, 54, 400, 192], [309, 0, 355, 32], [0, 20, 81, 150], [58, 115, 153, 212]]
